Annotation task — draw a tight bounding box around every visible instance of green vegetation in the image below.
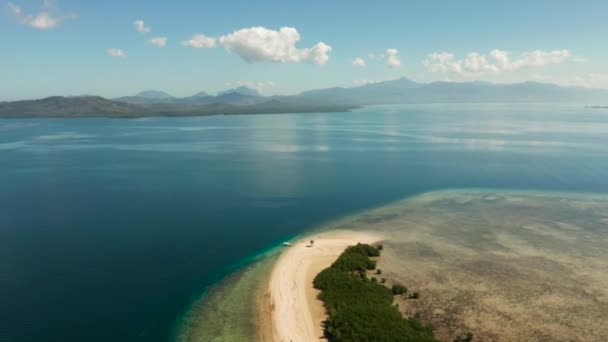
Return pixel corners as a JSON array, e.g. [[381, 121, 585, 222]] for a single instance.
[[0, 96, 357, 118], [392, 283, 408, 295], [313, 243, 437, 342]]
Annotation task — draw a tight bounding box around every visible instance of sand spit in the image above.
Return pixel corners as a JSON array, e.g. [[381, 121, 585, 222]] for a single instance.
[[267, 230, 383, 342]]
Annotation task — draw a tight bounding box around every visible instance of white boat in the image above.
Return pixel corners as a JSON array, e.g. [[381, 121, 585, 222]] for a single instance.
[[282, 242, 292, 247]]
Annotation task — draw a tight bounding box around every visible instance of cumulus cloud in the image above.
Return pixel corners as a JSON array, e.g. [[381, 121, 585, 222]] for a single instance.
[[424, 49, 572, 76], [352, 57, 366, 67], [133, 19, 150, 34], [107, 48, 125, 58], [7, 1, 75, 30], [386, 49, 401, 68], [148, 37, 167, 47], [182, 34, 216, 48], [219, 26, 332, 65]]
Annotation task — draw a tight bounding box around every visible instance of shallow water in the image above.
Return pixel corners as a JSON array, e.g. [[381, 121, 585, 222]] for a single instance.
[[338, 190, 608, 341], [186, 189, 608, 341], [1, 104, 608, 341]]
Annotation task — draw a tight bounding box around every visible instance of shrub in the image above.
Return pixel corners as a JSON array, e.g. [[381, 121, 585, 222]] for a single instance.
[[331, 246, 377, 272], [392, 283, 408, 295]]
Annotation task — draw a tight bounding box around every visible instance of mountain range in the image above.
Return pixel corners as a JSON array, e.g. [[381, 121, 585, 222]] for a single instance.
[[1, 78, 606, 118]]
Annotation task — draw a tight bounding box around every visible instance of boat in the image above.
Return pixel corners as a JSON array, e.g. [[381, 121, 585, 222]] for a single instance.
[[282, 242, 292, 247]]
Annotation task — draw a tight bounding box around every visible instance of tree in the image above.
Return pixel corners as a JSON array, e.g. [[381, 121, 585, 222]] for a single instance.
[[392, 284, 408, 295]]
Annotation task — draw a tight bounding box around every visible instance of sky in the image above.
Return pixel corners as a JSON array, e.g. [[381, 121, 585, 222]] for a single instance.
[[1, 0, 607, 100]]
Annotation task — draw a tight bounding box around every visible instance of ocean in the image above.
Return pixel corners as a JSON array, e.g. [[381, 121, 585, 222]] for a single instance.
[[1, 103, 608, 341]]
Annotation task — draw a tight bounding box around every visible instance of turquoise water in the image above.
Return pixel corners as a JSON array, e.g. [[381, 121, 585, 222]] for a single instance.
[[1, 103, 608, 341]]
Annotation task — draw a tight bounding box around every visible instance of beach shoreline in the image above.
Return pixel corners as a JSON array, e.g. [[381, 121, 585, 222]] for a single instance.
[[264, 230, 383, 342]]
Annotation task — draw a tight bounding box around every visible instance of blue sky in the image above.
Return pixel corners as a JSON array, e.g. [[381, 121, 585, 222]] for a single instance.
[[1, 0, 607, 100]]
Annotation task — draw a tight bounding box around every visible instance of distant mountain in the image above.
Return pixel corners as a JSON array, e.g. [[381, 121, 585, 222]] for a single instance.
[[116, 87, 264, 106], [295, 78, 608, 105], [187, 91, 210, 99], [2, 79, 607, 118], [218, 86, 261, 97], [0, 96, 355, 118], [296, 77, 421, 104], [115, 90, 176, 105], [135, 90, 174, 99]]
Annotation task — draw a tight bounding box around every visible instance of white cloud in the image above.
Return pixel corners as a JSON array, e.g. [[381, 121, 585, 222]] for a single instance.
[[182, 34, 216, 48], [226, 80, 275, 92], [219, 26, 332, 65], [424, 49, 572, 76], [107, 48, 126, 58], [573, 56, 589, 63], [353, 77, 395, 86], [558, 73, 608, 89], [352, 57, 366, 67], [133, 19, 150, 34], [7, 1, 75, 30], [148, 37, 167, 47], [386, 48, 401, 68]]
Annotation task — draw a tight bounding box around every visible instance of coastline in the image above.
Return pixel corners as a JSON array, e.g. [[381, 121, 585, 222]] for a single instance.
[[177, 189, 608, 342], [265, 230, 383, 342]]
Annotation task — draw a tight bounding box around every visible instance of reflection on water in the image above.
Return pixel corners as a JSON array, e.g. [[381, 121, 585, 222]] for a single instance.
[[2, 104, 608, 341]]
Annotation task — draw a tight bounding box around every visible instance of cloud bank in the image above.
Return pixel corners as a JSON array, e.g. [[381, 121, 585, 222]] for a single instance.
[[424, 49, 572, 76], [219, 27, 331, 65]]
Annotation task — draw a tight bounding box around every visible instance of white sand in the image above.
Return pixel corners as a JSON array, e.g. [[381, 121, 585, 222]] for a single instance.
[[267, 230, 383, 342]]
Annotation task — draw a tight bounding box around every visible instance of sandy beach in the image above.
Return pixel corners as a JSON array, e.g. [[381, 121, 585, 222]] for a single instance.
[[267, 230, 383, 342]]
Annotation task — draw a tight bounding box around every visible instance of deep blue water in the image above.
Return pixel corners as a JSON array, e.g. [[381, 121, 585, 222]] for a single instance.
[[1, 104, 608, 341]]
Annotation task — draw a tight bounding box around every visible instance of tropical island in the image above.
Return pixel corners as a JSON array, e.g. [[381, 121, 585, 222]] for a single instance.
[[263, 231, 444, 342], [176, 191, 608, 342]]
